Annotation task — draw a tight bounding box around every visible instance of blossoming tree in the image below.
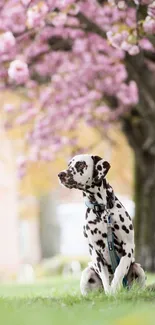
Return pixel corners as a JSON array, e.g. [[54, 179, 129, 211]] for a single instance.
[[0, 0, 155, 269]]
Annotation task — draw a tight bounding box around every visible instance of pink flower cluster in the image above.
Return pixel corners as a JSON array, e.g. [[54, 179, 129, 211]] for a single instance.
[[8, 60, 29, 84], [107, 30, 140, 55], [0, 0, 154, 176], [27, 2, 49, 28], [143, 17, 155, 34], [0, 32, 16, 54]]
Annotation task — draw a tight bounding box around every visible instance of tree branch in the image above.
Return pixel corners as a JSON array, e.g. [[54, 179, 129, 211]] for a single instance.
[[28, 37, 73, 66], [77, 12, 106, 38]]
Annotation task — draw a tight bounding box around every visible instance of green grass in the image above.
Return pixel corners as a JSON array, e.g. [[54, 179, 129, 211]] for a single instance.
[[0, 274, 155, 325]]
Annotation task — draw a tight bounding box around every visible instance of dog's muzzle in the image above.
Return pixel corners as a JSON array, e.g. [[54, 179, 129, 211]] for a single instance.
[[58, 170, 74, 188], [58, 171, 66, 182]]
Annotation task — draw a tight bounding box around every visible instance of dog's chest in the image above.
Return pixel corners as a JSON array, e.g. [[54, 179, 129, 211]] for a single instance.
[[84, 208, 126, 263], [84, 209, 111, 259]]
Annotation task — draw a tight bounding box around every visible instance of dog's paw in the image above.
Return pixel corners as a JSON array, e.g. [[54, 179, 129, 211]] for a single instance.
[[108, 284, 119, 296]]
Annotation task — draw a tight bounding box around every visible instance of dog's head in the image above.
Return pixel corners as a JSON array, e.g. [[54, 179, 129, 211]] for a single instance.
[[58, 154, 110, 190]]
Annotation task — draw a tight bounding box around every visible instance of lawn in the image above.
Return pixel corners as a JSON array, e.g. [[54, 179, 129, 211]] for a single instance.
[[0, 274, 155, 325]]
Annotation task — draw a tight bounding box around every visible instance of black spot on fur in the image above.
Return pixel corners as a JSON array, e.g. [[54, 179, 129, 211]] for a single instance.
[[96, 253, 105, 269], [114, 238, 120, 246], [114, 224, 119, 230], [88, 221, 96, 225], [97, 192, 102, 199], [129, 224, 133, 231], [86, 224, 90, 231], [75, 161, 87, 173], [128, 253, 131, 258], [107, 264, 113, 274], [122, 225, 129, 234], [131, 248, 134, 254], [89, 243, 93, 249], [96, 240, 105, 249], [83, 226, 88, 238], [116, 247, 123, 254], [125, 211, 131, 220], [102, 233, 107, 238], [93, 215, 102, 223], [94, 228, 98, 234], [119, 215, 124, 223], [97, 165, 102, 171], [106, 189, 114, 209], [86, 208, 90, 219], [117, 203, 122, 208], [122, 249, 126, 256]]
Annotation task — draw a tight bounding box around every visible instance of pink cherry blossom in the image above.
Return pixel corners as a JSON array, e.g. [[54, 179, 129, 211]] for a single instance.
[[0, 32, 16, 54], [107, 30, 129, 48], [52, 13, 67, 27], [139, 38, 154, 51], [128, 45, 140, 55], [57, 0, 75, 9], [21, 0, 32, 6], [1, 4, 26, 34], [27, 2, 48, 28], [143, 17, 155, 34], [8, 60, 29, 84]]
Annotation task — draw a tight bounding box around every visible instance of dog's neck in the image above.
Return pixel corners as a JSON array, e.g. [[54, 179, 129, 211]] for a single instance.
[[83, 178, 112, 206]]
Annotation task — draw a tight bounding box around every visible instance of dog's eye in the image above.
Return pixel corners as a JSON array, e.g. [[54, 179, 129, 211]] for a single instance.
[[75, 161, 86, 172]]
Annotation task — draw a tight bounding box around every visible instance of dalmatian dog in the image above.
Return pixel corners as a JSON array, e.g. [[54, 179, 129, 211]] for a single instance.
[[58, 154, 146, 295]]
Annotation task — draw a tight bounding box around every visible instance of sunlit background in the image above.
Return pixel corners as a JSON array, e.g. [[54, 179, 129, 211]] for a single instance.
[[0, 92, 134, 282]]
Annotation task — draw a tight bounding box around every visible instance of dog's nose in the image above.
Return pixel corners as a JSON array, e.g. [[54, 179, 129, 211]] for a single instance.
[[58, 171, 66, 180]]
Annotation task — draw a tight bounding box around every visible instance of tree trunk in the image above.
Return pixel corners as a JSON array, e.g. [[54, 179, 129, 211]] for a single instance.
[[122, 118, 155, 271], [122, 53, 155, 271], [134, 155, 155, 271]]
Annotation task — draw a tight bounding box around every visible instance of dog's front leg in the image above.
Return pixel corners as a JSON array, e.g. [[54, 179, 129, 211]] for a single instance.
[[110, 244, 134, 294], [92, 249, 110, 294], [99, 265, 111, 295]]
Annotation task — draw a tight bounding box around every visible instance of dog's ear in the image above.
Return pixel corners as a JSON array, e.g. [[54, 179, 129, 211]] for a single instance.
[[92, 155, 110, 184]]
